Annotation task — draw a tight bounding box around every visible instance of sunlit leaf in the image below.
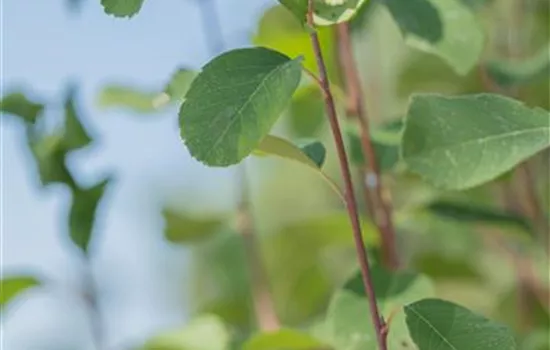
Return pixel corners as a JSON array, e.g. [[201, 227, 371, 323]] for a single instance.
[[385, 0, 484, 74], [405, 298, 517, 350], [101, 0, 144, 18], [401, 94, 550, 190], [244, 329, 325, 350], [69, 178, 110, 254], [0, 92, 44, 124], [180, 48, 302, 167], [142, 315, 230, 350], [1, 275, 40, 311], [162, 209, 225, 244]]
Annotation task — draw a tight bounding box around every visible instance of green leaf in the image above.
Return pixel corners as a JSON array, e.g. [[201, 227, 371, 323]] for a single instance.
[[0, 92, 44, 124], [69, 178, 110, 254], [101, 0, 144, 18], [1, 275, 40, 311], [413, 252, 482, 281], [142, 315, 230, 350], [244, 329, 325, 350], [180, 48, 303, 167], [486, 43, 550, 87], [162, 209, 225, 244], [405, 298, 517, 350], [62, 88, 93, 151], [278, 0, 370, 26], [384, 0, 484, 74], [97, 85, 162, 113], [401, 94, 550, 190], [163, 68, 196, 103], [277, 0, 308, 23], [28, 132, 75, 187], [287, 85, 326, 137], [254, 5, 336, 75]]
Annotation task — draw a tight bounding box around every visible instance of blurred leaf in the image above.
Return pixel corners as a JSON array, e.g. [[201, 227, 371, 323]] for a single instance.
[[401, 94, 550, 190], [97, 85, 161, 113], [28, 132, 75, 187], [405, 298, 517, 349], [426, 200, 533, 233], [69, 178, 110, 254], [495, 287, 550, 334], [101, 0, 144, 18], [264, 212, 380, 324], [142, 315, 230, 350], [243, 329, 325, 350], [1, 275, 40, 311], [413, 252, 482, 281], [180, 48, 302, 167], [385, 0, 484, 74], [486, 43, 550, 87], [348, 0, 377, 31], [325, 266, 434, 350], [1, 92, 44, 124], [287, 85, 325, 137], [163, 68, 196, 103], [162, 209, 225, 244], [522, 329, 550, 350], [62, 88, 93, 151], [254, 5, 336, 76]]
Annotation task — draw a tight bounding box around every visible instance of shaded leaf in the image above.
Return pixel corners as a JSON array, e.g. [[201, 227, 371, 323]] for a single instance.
[[1, 275, 40, 311], [244, 329, 325, 350], [180, 48, 302, 167], [69, 178, 110, 254], [162, 209, 225, 244], [401, 94, 550, 190], [1, 92, 44, 124], [101, 0, 144, 18], [142, 315, 230, 350], [413, 252, 482, 281], [385, 0, 484, 74], [405, 298, 517, 350]]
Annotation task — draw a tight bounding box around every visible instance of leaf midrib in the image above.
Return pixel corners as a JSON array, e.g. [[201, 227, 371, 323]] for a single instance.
[[407, 306, 459, 350]]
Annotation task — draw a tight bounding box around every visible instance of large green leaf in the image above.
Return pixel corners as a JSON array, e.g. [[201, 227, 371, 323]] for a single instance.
[[180, 48, 302, 167], [278, 0, 369, 26], [69, 178, 110, 254], [142, 315, 230, 350], [325, 266, 434, 350], [401, 94, 550, 190], [405, 299, 517, 350], [62, 88, 93, 151], [162, 208, 226, 244], [243, 329, 325, 350], [0, 92, 44, 124], [101, 0, 145, 18], [1, 275, 40, 311], [384, 0, 484, 74]]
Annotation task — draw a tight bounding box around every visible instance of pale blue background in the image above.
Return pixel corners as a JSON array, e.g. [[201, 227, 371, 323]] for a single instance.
[[2, 1, 270, 349]]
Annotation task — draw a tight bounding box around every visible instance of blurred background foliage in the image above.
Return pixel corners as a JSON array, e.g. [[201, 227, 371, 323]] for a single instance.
[[1, 0, 549, 349]]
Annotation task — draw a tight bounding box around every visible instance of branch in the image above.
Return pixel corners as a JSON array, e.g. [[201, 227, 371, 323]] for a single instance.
[[335, 23, 399, 269], [307, 2, 387, 349]]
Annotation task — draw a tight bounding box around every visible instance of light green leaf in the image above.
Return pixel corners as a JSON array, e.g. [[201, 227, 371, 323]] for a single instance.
[[326, 266, 434, 350], [288, 85, 326, 137], [405, 298, 517, 350], [0, 92, 44, 124], [384, 0, 484, 74], [486, 43, 550, 87], [180, 48, 303, 167], [1, 276, 40, 311], [101, 0, 144, 18], [163, 68, 196, 103], [244, 329, 325, 350], [62, 87, 93, 151], [97, 85, 162, 113], [278, 0, 369, 26], [69, 178, 110, 255], [142, 315, 230, 350], [162, 208, 225, 244], [401, 94, 550, 190]]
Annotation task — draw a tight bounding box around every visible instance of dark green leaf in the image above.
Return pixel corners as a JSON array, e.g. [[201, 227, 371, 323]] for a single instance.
[[180, 48, 302, 167], [298, 139, 326, 168], [384, 0, 484, 74], [142, 315, 230, 350], [1, 275, 40, 311], [244, 329, 325, 350], [101, 0, 144, 18], [405, 298, 517, 350], [69, 178, 110, 254], [413, 252, 482, 281], [401, 94, 550, 190], [162, 209, 225, 244], [277, 0, 309, 23], [1, 92, 44, 124], [62, 88, 93, 151]]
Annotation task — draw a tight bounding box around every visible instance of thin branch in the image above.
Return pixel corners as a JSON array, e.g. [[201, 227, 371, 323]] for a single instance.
[[335, 23, 399, 269], [307, 2, 387, 349]]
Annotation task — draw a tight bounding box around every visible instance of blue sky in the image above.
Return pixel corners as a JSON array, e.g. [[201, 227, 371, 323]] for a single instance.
[[1, 1, 271, 348]]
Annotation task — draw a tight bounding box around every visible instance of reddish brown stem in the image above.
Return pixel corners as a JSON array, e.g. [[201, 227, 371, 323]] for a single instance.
[[336, 23, 399, 269], [307, 2, 387, 349]]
